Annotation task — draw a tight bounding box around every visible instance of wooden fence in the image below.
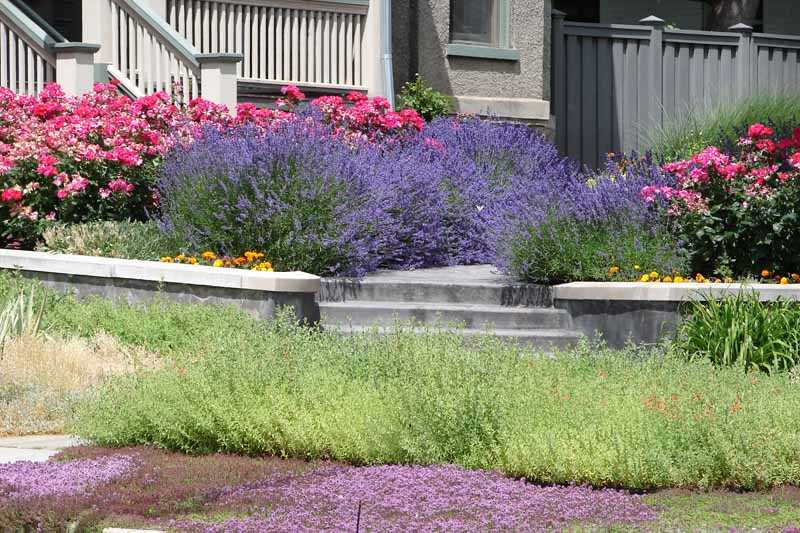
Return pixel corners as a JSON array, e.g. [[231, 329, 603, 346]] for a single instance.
[[165, 0, 369, 91], [552, 12, 800, 168]]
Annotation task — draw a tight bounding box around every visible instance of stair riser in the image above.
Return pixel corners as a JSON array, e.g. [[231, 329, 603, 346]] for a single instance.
[[320, 281, 553, 307], [326, 327, 580, 352], [319, 306, 572, 330]]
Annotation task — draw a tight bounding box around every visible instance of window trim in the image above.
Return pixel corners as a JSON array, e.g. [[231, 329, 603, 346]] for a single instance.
[[448, 0, 513, 52]]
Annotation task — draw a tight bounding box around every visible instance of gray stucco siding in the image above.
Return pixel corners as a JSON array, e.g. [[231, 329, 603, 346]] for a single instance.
[[393, 0, 551, 122]]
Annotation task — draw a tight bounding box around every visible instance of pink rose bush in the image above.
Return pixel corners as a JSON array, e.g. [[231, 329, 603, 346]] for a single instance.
[[0, 83, 423, 248], [642, 123, 800, 276]]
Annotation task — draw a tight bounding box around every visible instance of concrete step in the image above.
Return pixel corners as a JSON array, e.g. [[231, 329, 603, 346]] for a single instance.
[[324, 324, 582, 351], [320, 300, 572, 330], [320, 278, 553, 307]]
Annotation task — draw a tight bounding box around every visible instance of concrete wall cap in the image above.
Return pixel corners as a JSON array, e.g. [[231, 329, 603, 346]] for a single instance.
[[196, 53, 244, 63], [0, 250, 319, 294], [51, 42, 101, 53], [553, 281, 800, 302]]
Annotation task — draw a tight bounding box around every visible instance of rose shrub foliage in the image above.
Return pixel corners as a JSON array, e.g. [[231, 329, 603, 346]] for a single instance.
[[644, 123, 800, 277]]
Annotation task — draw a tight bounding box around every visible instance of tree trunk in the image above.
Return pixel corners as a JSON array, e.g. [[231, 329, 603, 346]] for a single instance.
[[704, 0, 761, 31]]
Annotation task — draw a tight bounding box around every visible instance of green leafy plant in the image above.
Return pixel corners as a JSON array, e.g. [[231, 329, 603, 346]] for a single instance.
[[37, 221, 177, 260], [676, 291, 800, 372], [0, 285, 46, 352], [507, 215, 688, 284], [647, 92, 800, 163], [397, 74, 453, 122]]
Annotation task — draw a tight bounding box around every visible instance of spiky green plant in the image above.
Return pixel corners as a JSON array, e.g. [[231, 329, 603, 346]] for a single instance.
[[676, 291, 800, 372], [0, 285, 47, 353]]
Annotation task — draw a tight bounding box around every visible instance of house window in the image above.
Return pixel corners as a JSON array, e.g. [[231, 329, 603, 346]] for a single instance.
[[451, 0, 499, 45], [447, 0, 518, 60]]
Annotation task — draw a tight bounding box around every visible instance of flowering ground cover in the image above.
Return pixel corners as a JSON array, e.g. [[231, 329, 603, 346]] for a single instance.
[[1, 446, 799, 531]]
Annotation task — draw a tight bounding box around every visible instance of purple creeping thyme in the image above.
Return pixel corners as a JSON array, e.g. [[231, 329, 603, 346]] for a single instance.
[[173, 464, 658, 532], [0, 454, 138, 501]]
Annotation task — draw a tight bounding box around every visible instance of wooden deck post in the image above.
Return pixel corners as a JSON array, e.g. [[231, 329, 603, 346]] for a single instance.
[[53, 42, 100, 95], [197, 52, 242, 112]]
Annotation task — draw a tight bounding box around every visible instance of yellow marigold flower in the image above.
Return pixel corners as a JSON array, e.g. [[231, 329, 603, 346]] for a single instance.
[[761, 269, 771, 278], [723, 276, 734, 283], [202, 251, 216, 261], [608, 266, 620, 276], [186, 257, 198, 265], [674, 276, 685, 283], [695, 273, 706, 283], [175, 254, 186, 262], [648, 271, 659, 281], [634, 265, 641, 271], [244, 251, 264, 262], [781, 277, 790, 285], [213, 259, 224, 268], [662, 276, 673, 283], [640, 274, 650, 282], [160, 256, 173, 263]]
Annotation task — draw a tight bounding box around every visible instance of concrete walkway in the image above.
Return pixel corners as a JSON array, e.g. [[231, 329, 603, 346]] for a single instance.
[[0, 435, 82, 464]]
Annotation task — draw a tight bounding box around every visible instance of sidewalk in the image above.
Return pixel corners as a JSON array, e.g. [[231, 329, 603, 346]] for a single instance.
[[0, 435, 82, 463]]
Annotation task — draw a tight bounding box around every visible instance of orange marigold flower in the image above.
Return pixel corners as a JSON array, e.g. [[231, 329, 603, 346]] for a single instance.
[[761, 269, 771, 278], [233, 257, 248, 266], [695, 273, 706, 283], [608, 266, 620, 276], [186, 257, 198, 265], [202, 251, 216, 261]]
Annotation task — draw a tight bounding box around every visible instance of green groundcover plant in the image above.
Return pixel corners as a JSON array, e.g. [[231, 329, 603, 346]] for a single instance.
[[37, 221, 176, 260], [48, 302, 800, 491]]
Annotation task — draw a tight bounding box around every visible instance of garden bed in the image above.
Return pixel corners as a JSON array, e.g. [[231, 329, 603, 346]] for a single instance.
[[0, 249, 320, 323]]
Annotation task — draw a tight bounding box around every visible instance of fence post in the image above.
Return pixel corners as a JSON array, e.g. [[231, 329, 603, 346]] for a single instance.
[[640, 16, 665, 135], [729, 23, 753, 100], [551, 9, 566, 153], [52, 43, 101, 96], [197, 53, 243, 113]]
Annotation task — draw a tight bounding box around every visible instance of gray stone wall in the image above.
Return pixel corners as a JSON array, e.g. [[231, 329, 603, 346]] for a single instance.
[[393, 0, 551, 122]]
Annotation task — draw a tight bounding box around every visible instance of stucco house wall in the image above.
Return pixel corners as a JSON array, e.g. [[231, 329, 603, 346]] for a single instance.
[[393, 0, 551, 124]]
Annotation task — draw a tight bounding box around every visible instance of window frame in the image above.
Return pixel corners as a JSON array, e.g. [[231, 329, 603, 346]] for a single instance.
[[449, 0, 511, 49]]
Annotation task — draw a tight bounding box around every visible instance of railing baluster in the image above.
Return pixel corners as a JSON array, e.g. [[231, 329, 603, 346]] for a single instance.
[[258, 6, 267, 80], [0, 22, 7, 89]]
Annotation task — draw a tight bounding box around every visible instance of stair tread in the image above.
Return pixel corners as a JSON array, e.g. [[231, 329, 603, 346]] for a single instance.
[[318, 300, 565, 313]]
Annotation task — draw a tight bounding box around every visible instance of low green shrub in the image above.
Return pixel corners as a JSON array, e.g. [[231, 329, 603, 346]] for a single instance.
[[507, 215, 688, 284], [647, 92, 800, 162], [37, 221, 176, 260], [397, 74, 453, 122], [66, 305, 800, 490], [677, 292, 800, 372]]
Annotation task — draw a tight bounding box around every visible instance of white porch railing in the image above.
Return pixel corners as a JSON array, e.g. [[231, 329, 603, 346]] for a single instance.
[[107, 0, 202, 100], [165, 0, 369, 90], [0, 0, 57, 95]]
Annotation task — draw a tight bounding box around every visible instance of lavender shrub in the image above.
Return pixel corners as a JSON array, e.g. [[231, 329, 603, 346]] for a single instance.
[[158, 117, 680, 280]]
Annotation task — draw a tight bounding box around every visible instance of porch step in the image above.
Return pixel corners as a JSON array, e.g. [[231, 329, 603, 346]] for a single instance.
[[324, 324, 582, 351], [320, 266, 552, 307], [319, 301, 572, 330]]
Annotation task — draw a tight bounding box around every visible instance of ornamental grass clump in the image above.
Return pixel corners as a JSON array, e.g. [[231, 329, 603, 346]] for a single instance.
[[677, 291, 800, 372]]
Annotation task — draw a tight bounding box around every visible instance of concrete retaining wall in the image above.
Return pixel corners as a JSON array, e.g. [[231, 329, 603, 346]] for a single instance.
[[0, 250, 321, 324], [553, 281, 800, 347]]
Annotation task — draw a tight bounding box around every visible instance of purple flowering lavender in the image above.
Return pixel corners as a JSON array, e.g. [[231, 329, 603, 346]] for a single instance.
[[0, 454, 138, 501], [174, 464, 658, 532]]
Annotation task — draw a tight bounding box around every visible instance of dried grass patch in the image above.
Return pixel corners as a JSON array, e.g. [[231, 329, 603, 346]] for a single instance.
[[0, 334, 160, 436]]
